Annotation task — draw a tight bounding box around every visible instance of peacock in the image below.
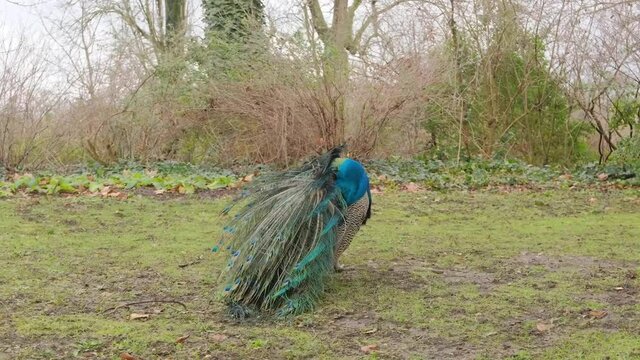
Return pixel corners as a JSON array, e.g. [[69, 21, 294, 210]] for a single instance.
[[213, 145, 372, 317]]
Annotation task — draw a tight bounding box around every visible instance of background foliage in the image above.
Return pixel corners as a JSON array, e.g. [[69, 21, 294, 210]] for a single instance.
[[0, 0, 638, 173]]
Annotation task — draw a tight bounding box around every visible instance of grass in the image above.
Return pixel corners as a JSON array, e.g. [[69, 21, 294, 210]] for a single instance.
[[1, 188, 640, 359]]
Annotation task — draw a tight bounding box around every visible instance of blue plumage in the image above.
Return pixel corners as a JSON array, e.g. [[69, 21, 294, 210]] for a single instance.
[[334, 158, 370, 205], [216, 146, 372, 317]]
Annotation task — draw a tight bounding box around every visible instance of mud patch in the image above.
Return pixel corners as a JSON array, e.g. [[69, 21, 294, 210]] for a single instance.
[[515, 252, 637, 271], [389, 257, 498, 293], [341, 261, 429, 291], [441, 268, 497, 293], [580, 286, 639, 307]]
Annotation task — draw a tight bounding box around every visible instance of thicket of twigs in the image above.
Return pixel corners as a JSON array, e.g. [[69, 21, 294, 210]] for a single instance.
[[1, 0, 639, 172]]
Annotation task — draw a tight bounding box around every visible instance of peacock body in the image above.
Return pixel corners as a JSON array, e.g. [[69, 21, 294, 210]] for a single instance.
[[214, 146, 371, 317]]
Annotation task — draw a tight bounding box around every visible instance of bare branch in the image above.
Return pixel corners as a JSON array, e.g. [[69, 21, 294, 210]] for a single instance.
[[351, 0, 415, 54], [307, 0, 330, 41]]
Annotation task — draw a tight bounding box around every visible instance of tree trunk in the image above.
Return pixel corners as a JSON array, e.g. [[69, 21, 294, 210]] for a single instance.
[[306, 0, 406, 149], [321, 18, 350, 145], [166, 0, 186, 44]]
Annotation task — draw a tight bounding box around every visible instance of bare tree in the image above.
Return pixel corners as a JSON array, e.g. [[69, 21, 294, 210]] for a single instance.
[[0, 31, 66, 170], [303, 0, 421, 148]]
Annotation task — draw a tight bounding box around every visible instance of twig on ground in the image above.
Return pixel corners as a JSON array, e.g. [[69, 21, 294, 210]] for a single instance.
[[178, 257, 203, 268]]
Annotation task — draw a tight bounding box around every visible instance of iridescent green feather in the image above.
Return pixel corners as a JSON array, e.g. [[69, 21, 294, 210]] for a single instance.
[[216, 146, 346, 317]]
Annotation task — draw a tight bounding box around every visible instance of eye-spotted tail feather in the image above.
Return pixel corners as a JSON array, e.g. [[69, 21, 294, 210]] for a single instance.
[[215, 146, 346, 317]]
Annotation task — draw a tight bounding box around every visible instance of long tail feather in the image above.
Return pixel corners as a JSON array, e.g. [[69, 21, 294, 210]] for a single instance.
[[216, 146, 346, 317]]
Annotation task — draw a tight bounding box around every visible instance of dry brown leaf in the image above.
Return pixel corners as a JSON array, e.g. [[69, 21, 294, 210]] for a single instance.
[[100, 186, 112, 196], [360, 344, 379, 354], [536, 322, 554, 332], [211, 334, 228, 342], [588, 310, 608, 319], [176, 334, 190, 344], [404, 182, 420, 192], [242, 174, 254, 182], [363, 328, 378, 334], [120, 353, 137, 360], [177, 185, 186, 194], [597, 173, 609, 181], [129, 313, 150, 320]]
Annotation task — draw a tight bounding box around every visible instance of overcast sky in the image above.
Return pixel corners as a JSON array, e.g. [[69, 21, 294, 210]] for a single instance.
[[0, 0, 296, 36]]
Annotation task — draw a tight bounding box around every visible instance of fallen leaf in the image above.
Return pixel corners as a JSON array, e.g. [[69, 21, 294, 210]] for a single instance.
[[210, 334, 228, 342], [536, 321, 554, 332], [614, 287, 624, 291], [404, 182, 420, 192], [120, 353, 137, 360], [588, 310, 608, 319], [154, 189, 166, 195], [129, 313, 150, 320], [363, 328, 378, 334], [100, 186, 112, 196], [597, 173, 609, 181], [242, 174, 254, 182], [360, 344, 379, 354], [176, 334, 190, 344]]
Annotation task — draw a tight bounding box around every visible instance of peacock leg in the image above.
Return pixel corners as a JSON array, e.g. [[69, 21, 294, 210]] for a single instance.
[[334, 223, 347, 271]]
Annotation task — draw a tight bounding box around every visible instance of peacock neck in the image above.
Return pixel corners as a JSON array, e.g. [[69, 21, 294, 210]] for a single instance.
[[333, 158, 370, 205]]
